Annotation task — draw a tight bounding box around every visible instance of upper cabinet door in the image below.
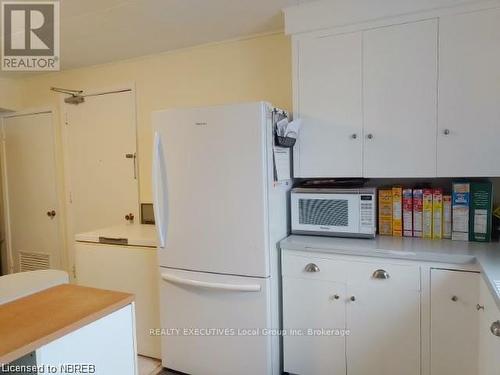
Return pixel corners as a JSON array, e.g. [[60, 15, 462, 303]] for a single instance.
[[294, 32, 363, 178], [363, 19, 438, 177], [438, 9, 500, 177]]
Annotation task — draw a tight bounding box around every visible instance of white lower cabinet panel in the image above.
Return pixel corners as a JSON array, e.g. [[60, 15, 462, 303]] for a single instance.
[[282, 253, 421, 375], [283, 277, 346, 375], [36, 305, 137, 375], [346, 284, 420, 375], [159, 267, 272, 375], [478, 278, 500, 375], [430, 269, 480, 375]]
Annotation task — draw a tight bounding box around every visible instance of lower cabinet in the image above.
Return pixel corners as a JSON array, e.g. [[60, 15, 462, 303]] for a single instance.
[[430, 269, 480, 375], [282, 253, 421, 375], [282, 277, 346, 375], [478, 278, 500, 375]]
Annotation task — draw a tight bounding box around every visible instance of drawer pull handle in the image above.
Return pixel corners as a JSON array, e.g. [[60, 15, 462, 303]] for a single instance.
[[372, 269, 390, 279], [304, 263, 320, 273], [477, 304, 485, 311], [491, 321, 500, 337]]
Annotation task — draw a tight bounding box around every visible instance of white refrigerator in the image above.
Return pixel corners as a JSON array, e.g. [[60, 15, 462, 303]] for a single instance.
[[152, 102, 289, 375]]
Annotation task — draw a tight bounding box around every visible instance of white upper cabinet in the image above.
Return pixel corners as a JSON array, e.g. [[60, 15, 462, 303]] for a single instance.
[[288, 1, 500, 178], [437, 8, 500, 177], [363, 20, 438, 177], [294, 32, 363, 178]]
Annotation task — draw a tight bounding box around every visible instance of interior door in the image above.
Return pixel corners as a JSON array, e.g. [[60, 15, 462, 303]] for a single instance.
[[282, 277, 346, 375], [63, 89, 139, 235], [430, 269, 480, 375], [437, 8, 500, 176], [294, 31, 363, 178], [363, 19, 438, 177], [153, 103, 270, 277], [2, 112, 62, 271]]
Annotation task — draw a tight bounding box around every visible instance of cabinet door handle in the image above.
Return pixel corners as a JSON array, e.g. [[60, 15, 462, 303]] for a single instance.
[[367, 133, 374, 140], [351, 133, 358, 139], [304, 263, 320, 273], [491, 321, 500, 337], [443, 129, 450, 135], [372, 269, 390, 279], [451, 296, 458, 302], [350, 296, 356, 302], [477, 304, 485, 311]]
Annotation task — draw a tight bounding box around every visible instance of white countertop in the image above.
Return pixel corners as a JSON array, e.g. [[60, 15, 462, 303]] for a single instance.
[[75, 223, 157, 247], [280, 235, 500, 310]]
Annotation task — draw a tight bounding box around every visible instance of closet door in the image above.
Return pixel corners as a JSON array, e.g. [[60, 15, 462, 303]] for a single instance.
[[363, 19, 438, 177], [294, 31, 363, 178], [437, 8, 500, 176]]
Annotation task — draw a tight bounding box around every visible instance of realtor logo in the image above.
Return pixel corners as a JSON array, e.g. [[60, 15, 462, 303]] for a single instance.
[[2, 1, 60, 71]]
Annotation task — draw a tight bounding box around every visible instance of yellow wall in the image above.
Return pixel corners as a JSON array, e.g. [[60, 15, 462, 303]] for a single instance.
[[0, 78, 21, 111], [15, 32, 292, 202]]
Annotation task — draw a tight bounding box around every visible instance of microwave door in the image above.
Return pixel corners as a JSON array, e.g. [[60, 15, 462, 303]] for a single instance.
[[292, 193, 360, 234]]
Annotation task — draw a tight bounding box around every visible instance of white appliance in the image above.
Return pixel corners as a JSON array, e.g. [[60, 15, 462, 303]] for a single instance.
[[152, 102, 289, 375], [75, 223, 161, 358], [291, 187, 377, 238]]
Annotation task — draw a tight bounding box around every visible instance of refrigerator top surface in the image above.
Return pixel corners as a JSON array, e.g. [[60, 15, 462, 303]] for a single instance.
[[75, 223, 157, 248]]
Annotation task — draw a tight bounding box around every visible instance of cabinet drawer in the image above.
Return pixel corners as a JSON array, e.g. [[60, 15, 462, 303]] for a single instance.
[[283, 253, 420, 290], [346, 260, 421, 291], [282, 254, 348, 283]]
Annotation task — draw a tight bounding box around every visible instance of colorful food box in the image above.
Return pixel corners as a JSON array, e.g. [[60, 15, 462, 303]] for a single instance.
[[443, 195, 452, 239], [392, 187, 403, 237], [403, 189, 413, 237], [378, 189, 393, 236], [469, 182, 493, 242], [423, 189, 433, 239], [432, 188, 443, 240], [413, 189, 423, 238], [452, 182, 470, 241]]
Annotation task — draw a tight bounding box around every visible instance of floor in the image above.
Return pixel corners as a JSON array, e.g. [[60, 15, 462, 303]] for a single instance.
[[138, 355, 163, 375]]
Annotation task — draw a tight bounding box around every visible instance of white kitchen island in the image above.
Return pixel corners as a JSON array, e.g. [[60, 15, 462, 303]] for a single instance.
[[0, 284, 137, 375]]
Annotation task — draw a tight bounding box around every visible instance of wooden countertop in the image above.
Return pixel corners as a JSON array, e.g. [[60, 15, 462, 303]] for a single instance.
[[0, 284, 134, 364]]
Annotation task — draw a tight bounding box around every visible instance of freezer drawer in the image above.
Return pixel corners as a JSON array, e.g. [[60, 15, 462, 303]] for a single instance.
[[158, 267, 273, 375]]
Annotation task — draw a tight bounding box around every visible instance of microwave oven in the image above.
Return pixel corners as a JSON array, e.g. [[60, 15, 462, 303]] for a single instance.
[[291, 187, 377, 238]]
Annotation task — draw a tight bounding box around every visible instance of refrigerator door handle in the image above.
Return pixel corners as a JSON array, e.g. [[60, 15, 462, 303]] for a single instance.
[[153, 131, 168, 248], [161, 273, 261, 292]]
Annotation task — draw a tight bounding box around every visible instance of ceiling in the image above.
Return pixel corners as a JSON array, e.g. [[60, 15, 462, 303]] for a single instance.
[[1, 0, 316, 78]]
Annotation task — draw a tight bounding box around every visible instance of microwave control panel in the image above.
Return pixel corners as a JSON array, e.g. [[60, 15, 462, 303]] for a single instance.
[[359, 194, 376, 234]]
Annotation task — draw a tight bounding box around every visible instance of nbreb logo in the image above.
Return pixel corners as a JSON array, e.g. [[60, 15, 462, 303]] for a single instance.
[[1, 1, 60, 71]]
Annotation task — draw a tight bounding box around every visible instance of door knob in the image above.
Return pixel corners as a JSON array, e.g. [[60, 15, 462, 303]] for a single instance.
[[304, 263, 320, 273], [372, 269, 390, 279], [46, 210, 56, 218], [491, 321, 500, 337]]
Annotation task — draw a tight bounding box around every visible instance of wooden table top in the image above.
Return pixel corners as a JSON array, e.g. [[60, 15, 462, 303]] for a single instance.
[[0, 284, 134, 364]]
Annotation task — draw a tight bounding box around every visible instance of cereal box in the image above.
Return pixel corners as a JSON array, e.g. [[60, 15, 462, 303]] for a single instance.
[[403, 189, 413, 237], [392, 187, 403, 237], [413, 189, 423, 238], [443, 195, 452, 239], [452, 182, 470, 241], [423, 189, 433, 239], [378, 189, 393, 236], [432, 188, 443, 240], [469, 182, 492, 242]]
